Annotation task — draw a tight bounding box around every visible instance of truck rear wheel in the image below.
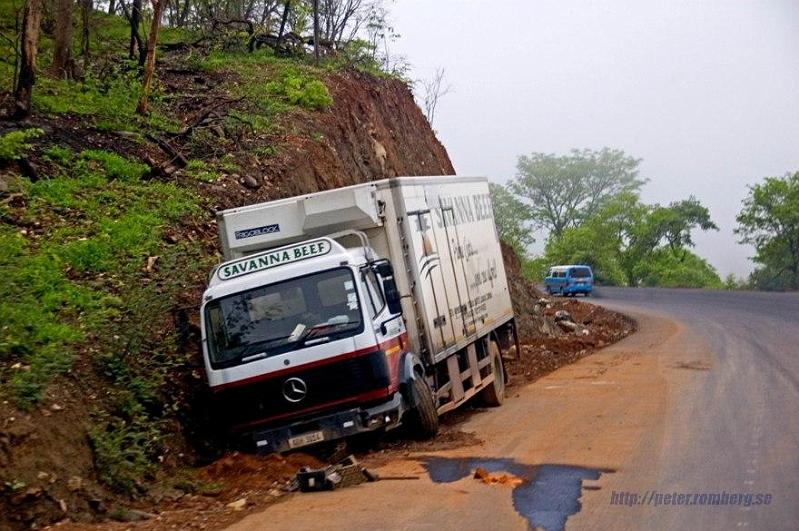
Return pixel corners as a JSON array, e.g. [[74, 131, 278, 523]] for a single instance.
[[406, 376, 439, 439], [479, 341, 505, 407]]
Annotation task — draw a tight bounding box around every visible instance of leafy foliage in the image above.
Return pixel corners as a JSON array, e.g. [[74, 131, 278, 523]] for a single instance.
[[634, 249, 722, 289], [489, 183, 534, 256], [0, 129, 43, 161], [266, 69, 334, 110], [89, 413, 163, 495], [510, 148, 646, 237], [538, 193, 720, 287], [735, 172, 799, 290], [0, 147, 199, 408]]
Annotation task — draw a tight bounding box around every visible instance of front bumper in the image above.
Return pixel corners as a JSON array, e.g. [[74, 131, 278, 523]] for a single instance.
[[251, 392, 406, 454]]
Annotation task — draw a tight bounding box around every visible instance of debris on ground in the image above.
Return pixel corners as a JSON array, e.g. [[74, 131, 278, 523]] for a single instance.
[[473, 467, 524, 487], [294, 455, 417, 493], [505, 298, 636, 387]]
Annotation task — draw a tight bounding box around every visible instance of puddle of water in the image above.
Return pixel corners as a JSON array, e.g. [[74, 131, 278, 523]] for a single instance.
[[421, 457, 612, 531]]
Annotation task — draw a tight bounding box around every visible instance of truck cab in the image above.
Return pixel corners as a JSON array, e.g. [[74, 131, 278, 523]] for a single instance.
[[200, 177, 516, 454], [201, 237, 409, 453]]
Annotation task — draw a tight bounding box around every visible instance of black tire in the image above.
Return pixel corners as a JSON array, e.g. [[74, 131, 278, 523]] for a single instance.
[[406, 376, 439, 439], [479, 341, 505, 407]]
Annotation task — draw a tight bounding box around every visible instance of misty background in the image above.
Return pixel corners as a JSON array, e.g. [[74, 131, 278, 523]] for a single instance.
[[391, 0, 799, 278]]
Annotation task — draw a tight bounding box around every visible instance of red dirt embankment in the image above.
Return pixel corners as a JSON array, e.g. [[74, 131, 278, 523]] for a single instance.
[[1, 58, 632, 530]]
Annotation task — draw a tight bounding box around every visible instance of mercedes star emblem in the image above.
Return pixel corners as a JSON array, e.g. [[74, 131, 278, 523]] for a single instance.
[[282, 377, 308, 403]]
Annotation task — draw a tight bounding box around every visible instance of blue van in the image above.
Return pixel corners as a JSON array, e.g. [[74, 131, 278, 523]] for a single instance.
[[545, 265, 594, 296]]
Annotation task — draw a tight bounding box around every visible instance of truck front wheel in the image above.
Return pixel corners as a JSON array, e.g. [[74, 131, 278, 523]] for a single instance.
[[406, 376, 439, 439], [479, 341, 506, 407]]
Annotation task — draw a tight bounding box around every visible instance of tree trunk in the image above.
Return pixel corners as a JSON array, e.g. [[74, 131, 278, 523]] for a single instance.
[[107, 0, 115, 14], [136, 0, 163, 115], [51, 0, 74, 79], [275, 0, 290, 48], [129, 0, 143, 61], [312, 0, 320, 64], [176, 0, 190, 26], [14, 0, 43, 119], [80, 0, 91, 66]]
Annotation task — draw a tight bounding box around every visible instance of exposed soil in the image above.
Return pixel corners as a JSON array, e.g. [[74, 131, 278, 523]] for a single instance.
[[1, 48, 632, 531], [505, 298, 636, 387]]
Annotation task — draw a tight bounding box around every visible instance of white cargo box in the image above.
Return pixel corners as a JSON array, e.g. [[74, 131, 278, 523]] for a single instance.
[[217, 176, 514, 364]]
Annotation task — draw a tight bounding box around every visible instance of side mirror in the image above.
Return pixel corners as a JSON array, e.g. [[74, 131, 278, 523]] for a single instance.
[[374, 262, 394, 278], [383, 277, 402, 315], [374, 261, 402, 315]]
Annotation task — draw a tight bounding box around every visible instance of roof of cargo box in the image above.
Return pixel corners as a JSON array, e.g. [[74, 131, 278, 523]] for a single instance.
[[218, 176, 488, 214], [217, 176, 487, 259]]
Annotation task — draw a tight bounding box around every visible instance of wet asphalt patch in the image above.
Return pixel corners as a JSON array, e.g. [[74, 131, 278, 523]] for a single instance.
[[421, 457, 613, 531]]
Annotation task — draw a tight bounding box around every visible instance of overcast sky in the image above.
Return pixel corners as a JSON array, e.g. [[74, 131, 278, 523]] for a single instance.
[[390, 0, 799, 278]]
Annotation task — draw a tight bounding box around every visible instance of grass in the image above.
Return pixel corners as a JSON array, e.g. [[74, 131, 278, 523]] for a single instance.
[[1, 139, 215, 492], [196, 49, 333, 113], [0, 128, 43, 161], [1, 142, 201, 409], [33, 73, 181, 133]]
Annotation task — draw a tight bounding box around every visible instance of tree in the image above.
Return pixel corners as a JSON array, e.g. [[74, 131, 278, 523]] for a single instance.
[[735, 172, 799, 290], [510, 148, 646, 238], [51, 0, 75, 78], [489, 183, 534, 256], [136, 0, 164, 115], [540, 193, 720, 287], [319, 0, 371, 45], [80, 0, 92, 66], [312, 0, 320, 64], [419, 67, 451, 126], [127, 0, 145, 63], [14, 0, 43, 119]]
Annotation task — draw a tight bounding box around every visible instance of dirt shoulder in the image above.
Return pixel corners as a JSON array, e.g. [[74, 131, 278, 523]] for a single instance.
[[50, 296, 634, 531]]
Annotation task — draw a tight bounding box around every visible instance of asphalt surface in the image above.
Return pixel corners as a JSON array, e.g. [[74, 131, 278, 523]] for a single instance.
[[229, 287, 799, 531], [583, 287, 799, 530]]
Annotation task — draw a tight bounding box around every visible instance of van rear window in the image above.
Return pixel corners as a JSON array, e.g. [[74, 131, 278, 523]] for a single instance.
[[571, 267, 592, 278]]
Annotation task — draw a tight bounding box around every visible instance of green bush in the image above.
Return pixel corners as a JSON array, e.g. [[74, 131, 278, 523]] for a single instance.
[[634, 249, 722, 288], [0, 129, 43, 161], [266, 73, 333, 110], [89, 413, 162, 495]]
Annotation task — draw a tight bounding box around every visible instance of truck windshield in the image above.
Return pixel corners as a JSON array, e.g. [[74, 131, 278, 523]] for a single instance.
[[204, 268, 364, 369]]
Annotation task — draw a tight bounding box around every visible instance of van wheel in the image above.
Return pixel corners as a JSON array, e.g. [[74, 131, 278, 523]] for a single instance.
[[406, 376, 439, 439], [479, 342, 505, 407]]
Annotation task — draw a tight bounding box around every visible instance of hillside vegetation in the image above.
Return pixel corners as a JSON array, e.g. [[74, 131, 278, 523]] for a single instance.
[[0, 2, 453, 527]]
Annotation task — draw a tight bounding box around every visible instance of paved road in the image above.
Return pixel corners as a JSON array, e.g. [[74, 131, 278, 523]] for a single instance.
[[229, 287, 799, 531]]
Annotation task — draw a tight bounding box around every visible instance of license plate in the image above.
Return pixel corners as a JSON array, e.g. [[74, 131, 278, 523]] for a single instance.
[[288, 430, 325, 449]]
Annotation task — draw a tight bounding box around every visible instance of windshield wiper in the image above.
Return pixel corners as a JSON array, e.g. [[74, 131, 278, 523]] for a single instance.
[[230, 321, 361, 364], [298, 321, 360, 346]]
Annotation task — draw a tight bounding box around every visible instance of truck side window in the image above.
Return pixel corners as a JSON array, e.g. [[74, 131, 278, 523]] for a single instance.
[[362, 269, 385, 319]]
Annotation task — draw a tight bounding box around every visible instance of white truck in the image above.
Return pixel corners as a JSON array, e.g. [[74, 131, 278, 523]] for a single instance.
[[200, 176, 518, 453]]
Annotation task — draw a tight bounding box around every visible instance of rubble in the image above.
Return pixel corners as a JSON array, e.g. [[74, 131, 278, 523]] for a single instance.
[[473, 467, 524, 487]]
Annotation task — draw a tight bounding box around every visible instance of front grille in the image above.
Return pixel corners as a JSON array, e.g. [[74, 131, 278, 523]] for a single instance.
[[213, 350, 390, 431]]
